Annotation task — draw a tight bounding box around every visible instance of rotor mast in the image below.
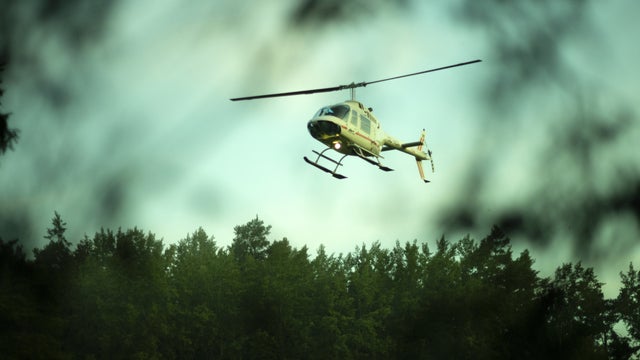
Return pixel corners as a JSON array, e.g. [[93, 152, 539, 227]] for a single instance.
[[342, 82, 366, 101]]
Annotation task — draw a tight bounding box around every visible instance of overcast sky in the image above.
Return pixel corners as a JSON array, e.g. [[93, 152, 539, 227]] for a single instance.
[[1, 0, 638, 297]]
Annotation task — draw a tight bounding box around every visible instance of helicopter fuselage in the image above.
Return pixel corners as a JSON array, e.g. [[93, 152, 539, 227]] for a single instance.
[[307, 100, 429, 161], [307, 100, 383, 156]]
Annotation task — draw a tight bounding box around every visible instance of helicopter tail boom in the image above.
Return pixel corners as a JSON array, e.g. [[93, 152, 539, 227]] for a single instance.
[[381, 133, 428, 160], [381, 130, 434, 183]]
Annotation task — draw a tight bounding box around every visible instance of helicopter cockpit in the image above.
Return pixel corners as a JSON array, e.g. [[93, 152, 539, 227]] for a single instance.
[[313, 105, 350, 119], [307, 104, 350, 141]]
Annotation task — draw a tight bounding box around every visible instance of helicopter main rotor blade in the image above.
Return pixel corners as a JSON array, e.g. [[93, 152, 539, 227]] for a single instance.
[[229, 59, 481, 101], [364, 59, 481, 86], [230, 85, 345, 101]]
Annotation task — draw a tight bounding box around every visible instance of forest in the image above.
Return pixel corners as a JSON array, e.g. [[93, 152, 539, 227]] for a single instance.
[[2, 1, 640, 358], [1, 213, 639, 359]]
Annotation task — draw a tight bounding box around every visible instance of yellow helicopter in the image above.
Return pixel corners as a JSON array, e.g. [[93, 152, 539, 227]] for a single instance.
[[231, 60, 481, 182]]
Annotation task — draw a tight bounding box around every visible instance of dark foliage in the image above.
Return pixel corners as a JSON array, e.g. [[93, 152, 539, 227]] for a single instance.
[[0, 62, 18, 156], [0, 215, 638, 359], [289, 0, 409, 27], [441, 0, 640, 263]]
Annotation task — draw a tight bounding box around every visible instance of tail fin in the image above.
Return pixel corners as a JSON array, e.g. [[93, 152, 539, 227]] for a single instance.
[[415, 129, 434, 183], [416, 129, 425, 152], [417, 159, 429, 183]]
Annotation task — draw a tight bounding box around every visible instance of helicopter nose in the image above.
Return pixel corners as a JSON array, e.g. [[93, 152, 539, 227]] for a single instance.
[[307, 120, 341, 140]]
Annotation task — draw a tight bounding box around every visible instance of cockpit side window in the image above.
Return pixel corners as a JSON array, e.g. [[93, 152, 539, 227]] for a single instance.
[[350, 110, 358, 126], [315, 105, 350, 119]]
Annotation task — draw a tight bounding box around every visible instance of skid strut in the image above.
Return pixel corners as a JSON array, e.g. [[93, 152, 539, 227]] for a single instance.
[[353, 148, 393, 172], [304, 148, 348, 179]]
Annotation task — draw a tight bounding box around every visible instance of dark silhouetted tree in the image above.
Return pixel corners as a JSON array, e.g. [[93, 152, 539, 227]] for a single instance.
[[67, 228, 171, 359], [308, 245, 351, 358], [342, 242, 394, 357], [230, 216, 271, 263], [169, 227, 242, 358], [616, 263, 640, 357], [33, 211, 73, 282], [540, 262, 611, 359], [2, 217, 635, 359]]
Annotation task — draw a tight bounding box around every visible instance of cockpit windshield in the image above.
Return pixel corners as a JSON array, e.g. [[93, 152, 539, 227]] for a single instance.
[[314, 105, 350, 120]]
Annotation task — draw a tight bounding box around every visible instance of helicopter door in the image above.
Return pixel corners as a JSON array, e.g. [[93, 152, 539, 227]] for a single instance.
[[348, 110, 358, 130]]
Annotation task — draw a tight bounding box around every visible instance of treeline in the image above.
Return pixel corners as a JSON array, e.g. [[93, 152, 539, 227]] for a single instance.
[[1, 213, 639, 359]]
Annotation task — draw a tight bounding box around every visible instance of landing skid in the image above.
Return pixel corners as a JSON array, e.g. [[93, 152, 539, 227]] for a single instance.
[[304, 149, 348, 179], [353, 148, 393, 172], [304, 147, 394, 179]]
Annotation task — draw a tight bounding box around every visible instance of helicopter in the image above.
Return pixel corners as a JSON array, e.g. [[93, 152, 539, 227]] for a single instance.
[[230, 59, 481, 183]]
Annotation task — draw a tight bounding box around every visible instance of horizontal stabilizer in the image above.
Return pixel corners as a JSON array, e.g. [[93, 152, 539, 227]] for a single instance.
[[402, 141, 423, 148], [380, 140, 424, 152]]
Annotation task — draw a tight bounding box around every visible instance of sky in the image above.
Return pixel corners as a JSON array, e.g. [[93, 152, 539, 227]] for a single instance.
[[1, 0, 639, 297]]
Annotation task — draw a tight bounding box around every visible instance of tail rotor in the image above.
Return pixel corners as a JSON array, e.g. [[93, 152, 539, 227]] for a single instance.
[[427, 148, 435, 173]]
